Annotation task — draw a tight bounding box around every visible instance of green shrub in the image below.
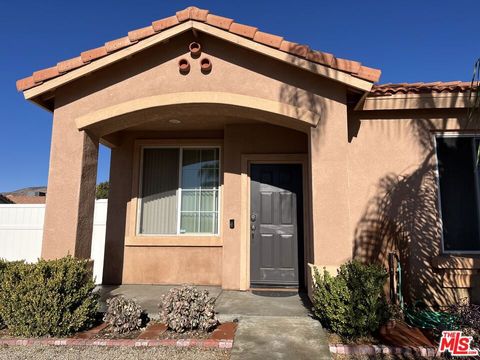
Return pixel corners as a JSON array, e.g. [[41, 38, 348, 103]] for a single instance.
[[103, 296, 145, 334], [0, 259, 8, 327], [312, 260, 390, 340], [159, 285, 218, 333], [449, 299, 480, 347], [0, 256, 98, 337]]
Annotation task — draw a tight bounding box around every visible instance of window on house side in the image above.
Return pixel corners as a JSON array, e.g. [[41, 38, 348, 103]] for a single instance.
[[139, 147, 220, 235], [436, 136, 480, 252]]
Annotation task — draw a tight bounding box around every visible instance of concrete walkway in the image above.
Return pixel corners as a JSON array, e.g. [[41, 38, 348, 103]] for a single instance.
[[96, 286, 331, 359], [217, 291, 331, 360]]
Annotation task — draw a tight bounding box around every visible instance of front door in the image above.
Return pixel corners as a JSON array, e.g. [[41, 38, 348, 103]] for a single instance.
[[250, 164, 304, 288]]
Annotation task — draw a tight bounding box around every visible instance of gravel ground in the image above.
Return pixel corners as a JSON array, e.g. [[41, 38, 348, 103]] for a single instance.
[[333, 355, 428, 360], [0, 345, 230, 360]]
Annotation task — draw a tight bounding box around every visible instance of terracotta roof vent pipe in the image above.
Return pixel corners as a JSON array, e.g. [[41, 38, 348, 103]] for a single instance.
[[189, 42, 202, 58], [178, 58, 190, 74], [200, 58, 212, 74]]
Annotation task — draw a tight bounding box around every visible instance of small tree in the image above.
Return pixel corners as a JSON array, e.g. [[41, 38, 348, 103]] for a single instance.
[[96, 181, 109, 199]]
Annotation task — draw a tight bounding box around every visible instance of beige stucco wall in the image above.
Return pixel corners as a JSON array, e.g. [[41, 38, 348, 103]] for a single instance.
[[122, 247, 223, 285], [45, 28, 343, 288], [42, 106, 98, 260], [103, 130, 223, 285], [54, 31, 328, 135], [308, 88, 351, 271], [102, 124, 307, 285], [349, 109, 480, 306]]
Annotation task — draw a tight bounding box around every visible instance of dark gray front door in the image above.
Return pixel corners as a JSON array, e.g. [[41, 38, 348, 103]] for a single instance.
[[250, 164, 304, 288]]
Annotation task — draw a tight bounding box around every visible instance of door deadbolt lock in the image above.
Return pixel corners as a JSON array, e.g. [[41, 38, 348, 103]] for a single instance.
[[251, 214, 256, 222]]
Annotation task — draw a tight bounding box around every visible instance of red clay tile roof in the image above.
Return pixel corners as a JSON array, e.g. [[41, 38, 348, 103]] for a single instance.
[[16, 6, 381, 92], [370, 81, 475, 96]]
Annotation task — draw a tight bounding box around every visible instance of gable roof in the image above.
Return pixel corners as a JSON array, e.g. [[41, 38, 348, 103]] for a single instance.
[[16, 6, 381, 95]]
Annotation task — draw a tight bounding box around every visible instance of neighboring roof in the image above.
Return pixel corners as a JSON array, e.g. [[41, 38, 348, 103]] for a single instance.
[[3, 186, 47, 196], [6, 195, 46, 204], [370, 81, 475, 96], [0, 194, 13, 204], [16, 6, 381, 93]]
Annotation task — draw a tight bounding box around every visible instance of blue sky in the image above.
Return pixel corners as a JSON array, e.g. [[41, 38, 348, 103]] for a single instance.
[[0, 0, 479, 192]]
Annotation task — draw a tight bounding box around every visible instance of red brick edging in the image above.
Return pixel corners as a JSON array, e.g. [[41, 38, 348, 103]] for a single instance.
[[0, 338, 233, 349], [329, 344, 440, 357]]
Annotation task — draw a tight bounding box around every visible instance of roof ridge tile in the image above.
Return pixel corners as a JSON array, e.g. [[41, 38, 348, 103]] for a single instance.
[[279, 40, 310, 58], [152, 15, 179, 32], [306, 50, 334, 67], [354, 67, 382, 83], [253, 31, 283, 48], [105, 36, 135, 53], [57, 56, 84, 73], [332, 58, 362, 74], [176, 6, 209, 22], [32, 66, 60, 83], [81, 46, 108, 63], [229, 22, 258, 39], [190, 7, 209, 22], [206, 14, 234, 30], [128, 26, 156, 42]]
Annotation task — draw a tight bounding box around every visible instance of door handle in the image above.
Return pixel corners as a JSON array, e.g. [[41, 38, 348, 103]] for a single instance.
[[251, 224, 256, 231]]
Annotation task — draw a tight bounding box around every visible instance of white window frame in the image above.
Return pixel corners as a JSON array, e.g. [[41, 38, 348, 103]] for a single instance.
[[136, 145, 221, 237], [434, 132, 480, 254]]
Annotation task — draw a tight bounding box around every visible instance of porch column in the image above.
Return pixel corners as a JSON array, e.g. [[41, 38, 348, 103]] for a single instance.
[[308, 99, 351, 272], [42, 111, 98, 259], [102, 138, 134, 284]]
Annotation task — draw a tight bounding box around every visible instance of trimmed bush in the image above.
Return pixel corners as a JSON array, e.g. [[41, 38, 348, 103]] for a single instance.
[[0, 259, 8, 327], [313, 260, 390, 340], [103, 296, 145, 334], [159, 285, 218, 333], [0, 256, 98, 337]]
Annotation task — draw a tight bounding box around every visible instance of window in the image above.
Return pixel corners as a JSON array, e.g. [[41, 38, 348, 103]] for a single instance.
[[138, 147, 220, 235], [436, 136, 480, 252]]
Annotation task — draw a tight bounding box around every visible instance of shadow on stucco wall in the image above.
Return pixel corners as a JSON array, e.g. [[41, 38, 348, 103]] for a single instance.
[[278, 44, 327, 132], [353, 92, 480, 307], [277, 43, 333, 279], [352, 150, 445, 306]]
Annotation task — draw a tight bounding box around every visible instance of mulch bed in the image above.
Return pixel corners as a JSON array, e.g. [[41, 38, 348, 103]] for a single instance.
[[0, 322, 237, 349]]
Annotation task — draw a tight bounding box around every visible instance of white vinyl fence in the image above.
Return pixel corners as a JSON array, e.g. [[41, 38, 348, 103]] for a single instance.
[[0, 200, 107, 284]]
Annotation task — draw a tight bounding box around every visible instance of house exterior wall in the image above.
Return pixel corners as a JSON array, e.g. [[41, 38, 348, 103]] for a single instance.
[[42, 106, 98, 260], [46, 29, 344, 288], [222, 124, 309, 289], [39, 26, 477, 305], [308, 90, 351, 274], [348, 109, 478, 306], [102, 124, 308, 286]]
